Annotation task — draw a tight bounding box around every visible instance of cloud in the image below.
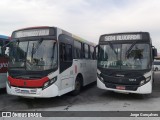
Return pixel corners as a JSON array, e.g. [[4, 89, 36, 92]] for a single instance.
[[0, 0, 160, 51]]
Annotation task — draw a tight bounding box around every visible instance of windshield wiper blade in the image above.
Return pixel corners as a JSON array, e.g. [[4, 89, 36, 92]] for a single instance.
[[31, 39, 43, 55], [107, 41, 118, 55], [125, 41, 137, 58]]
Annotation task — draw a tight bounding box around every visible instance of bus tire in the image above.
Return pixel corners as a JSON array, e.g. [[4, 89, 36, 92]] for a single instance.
[[155, 67, 158, 71], [71, 77, 82, 96]]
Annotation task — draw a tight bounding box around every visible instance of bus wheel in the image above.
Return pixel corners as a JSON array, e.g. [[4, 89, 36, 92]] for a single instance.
[[71, 77, 82, 96], [155, 68, 158, 71]]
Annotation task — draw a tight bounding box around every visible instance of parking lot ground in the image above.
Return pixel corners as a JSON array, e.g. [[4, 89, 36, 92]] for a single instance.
[[0, 72, 160, 119]]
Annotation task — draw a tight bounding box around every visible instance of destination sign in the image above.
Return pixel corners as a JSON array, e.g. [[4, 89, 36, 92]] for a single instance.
[[13, 29, 50, 38], [104, 34, 142, 41]]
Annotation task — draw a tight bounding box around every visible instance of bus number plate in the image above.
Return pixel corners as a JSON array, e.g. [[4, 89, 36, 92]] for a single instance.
[[15, 88, 37, 94], [116, 86, 125, 90], [20, 90, 30, 94]]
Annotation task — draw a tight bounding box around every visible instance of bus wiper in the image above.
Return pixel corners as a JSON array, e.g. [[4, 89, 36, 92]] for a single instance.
[[125, 41, 137, 58], [31, 39, 43, 55], [107, 41, 118, 55]]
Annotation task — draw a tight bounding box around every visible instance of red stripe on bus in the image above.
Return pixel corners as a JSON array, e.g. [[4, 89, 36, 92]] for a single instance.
[[8, 76, 49, 88]]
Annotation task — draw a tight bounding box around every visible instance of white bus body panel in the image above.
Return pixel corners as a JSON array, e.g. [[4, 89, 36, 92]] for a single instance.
[[7, 83, 59, 98], [59, 65, 74, 96], [59, 59, 97, 96], [97, 71, 153, 94], [97, 78, 152, 94]]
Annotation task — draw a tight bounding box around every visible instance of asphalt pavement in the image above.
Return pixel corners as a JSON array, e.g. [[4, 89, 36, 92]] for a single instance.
[[0, 71, 160, 119]]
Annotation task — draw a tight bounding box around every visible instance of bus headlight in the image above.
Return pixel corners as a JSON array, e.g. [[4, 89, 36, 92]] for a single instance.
[[97, 73, 104, 82], [42, 76, 57, 90], [146, 76, 151, 82], [140, 80, 145, 86], [140, 76, 151, 86]]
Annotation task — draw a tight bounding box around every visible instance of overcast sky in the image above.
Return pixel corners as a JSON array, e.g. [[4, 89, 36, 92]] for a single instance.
[[0, 0, 160, 51]]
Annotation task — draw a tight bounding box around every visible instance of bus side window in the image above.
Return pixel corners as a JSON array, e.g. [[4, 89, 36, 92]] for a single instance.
[[60, 43, 72, 62], [90, 46, 94, 60], [95, 45, 98, 60], [65, 44, 72, 61], [74, 40, 82, 59], [82, 44, 85, 58], [60, 43, 73, 73], [84, 44, 89, 59], [88, 45, 90, 59], [60, 43, 65, 61]]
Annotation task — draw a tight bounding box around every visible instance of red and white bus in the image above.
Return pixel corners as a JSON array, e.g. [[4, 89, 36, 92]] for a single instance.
[[7, 26, 97, 98], [0, 35, 9, 88]]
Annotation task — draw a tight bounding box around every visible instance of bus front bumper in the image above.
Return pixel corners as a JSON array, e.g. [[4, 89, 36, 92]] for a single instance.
[[6, 83, 59, 98], [97, 78, 152, 94]]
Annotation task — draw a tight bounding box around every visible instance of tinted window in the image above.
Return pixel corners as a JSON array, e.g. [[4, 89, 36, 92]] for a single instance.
[[74, 40, 82, 59], [84, 44, 89, 59], [98, 44, 150, 70], [9, 40, 58, 71], [90, 46, 94, 59], [60, 43, 72, 62], [95, 46, 98, 60]]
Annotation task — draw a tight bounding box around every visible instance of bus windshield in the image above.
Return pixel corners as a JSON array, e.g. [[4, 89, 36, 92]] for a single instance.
[[9, 39, 57, 71], [98, 43, 150, 70]]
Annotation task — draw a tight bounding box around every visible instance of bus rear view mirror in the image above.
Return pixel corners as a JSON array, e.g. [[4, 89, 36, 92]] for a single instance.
[[152, 47, 157, 59]]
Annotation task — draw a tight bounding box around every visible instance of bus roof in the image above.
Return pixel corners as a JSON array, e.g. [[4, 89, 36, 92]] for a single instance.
[[72, 35, 96, 47], [15, 26, 50, 31], [0, 35, 9, 40], [12, 26, 96, 47]]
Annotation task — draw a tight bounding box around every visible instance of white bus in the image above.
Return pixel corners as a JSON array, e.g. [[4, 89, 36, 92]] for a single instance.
[[7, 26, 97, 98], [0, 35, 9, 88], [97, 32, 157, 94]]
